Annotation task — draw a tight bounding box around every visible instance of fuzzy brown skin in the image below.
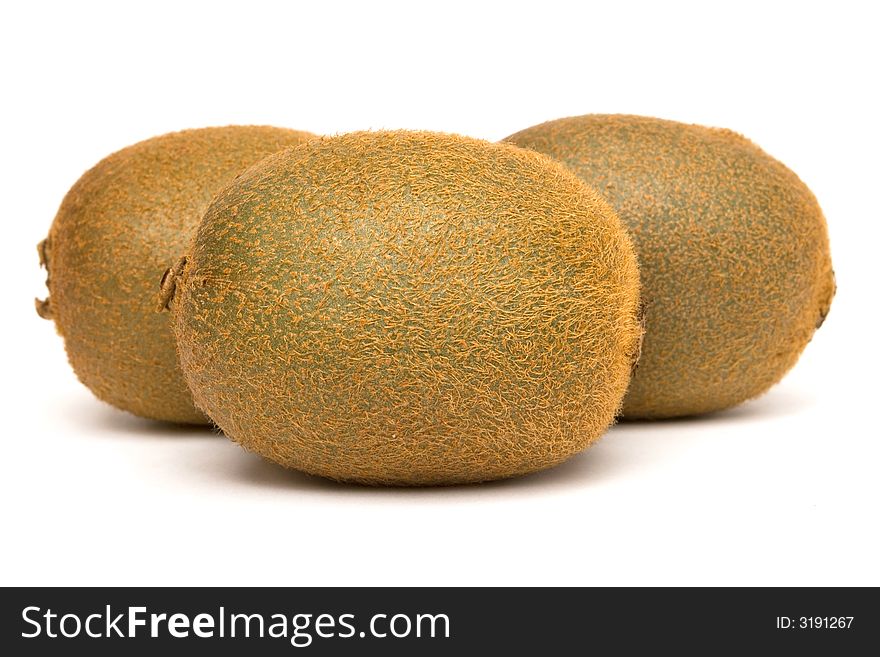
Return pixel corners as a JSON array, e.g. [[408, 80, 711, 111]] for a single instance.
[[168, 131, 642, 484], [505, 115, 835, 419], [39, 126, 314, 423]]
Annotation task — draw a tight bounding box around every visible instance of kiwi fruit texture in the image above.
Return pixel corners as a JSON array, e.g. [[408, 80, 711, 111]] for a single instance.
[[505, 114, 835, 419], [38, 125, 314, 423], [163, 130, 642, 485]]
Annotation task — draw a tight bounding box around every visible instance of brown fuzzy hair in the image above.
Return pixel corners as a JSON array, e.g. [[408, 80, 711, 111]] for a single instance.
[[505, 115, 835, 419], [38, 125, 314, 423], [166, 130, 642, 484]]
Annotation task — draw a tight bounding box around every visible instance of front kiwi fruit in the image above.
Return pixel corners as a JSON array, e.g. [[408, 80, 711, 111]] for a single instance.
[[38, 125, 314, 423], [164, 131, 642, 484], [505, 114, 835, 419]]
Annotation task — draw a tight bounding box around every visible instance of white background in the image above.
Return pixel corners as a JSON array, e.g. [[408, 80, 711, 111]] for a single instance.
[[2, 0, 878, 586]]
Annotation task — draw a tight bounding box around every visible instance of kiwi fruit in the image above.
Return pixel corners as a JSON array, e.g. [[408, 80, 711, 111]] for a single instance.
[[38, 126, 314, 423], [163, 130, 642, 485], [505, 114, 835, 419]]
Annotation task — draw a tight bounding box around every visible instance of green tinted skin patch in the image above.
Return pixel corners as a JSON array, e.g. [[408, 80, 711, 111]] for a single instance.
[[506, 115, 835, 419]]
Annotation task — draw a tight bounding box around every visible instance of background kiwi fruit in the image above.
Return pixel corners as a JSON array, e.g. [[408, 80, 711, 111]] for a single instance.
[[165, 130, 642, 484], [505, 114, 835, 419], [38, 125, 314, 423]]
